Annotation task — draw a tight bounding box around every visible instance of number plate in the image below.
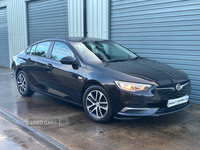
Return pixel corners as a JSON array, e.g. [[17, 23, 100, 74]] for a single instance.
[[167, 95, 189, 108]]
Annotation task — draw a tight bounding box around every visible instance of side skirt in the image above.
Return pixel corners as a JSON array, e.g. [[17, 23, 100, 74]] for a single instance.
[[32, 88, 83, 107]]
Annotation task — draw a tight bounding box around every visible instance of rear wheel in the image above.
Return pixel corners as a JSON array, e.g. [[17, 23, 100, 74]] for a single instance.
[[83, 85, 112, 123], [17, 70, 34, 97]]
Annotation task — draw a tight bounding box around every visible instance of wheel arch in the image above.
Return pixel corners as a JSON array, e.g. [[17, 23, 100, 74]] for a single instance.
[[81, 80, 113, 123], [81, 80, 105, 103], [15, 68, 23, 80]]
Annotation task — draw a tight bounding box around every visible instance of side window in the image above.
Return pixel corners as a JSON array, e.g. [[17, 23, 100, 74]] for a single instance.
[[26, 47, 31, 54], [35, 42, 51, 57], [30, 45, 37, 55], [51, 42, 74, 61]]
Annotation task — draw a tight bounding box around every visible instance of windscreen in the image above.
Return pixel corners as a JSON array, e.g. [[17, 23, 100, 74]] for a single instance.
[[71, 41, 138, 63]]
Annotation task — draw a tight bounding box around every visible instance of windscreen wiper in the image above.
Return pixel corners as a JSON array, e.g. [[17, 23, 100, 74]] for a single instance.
[[107, 57, 139, 63], [107, 59, 127, 62]]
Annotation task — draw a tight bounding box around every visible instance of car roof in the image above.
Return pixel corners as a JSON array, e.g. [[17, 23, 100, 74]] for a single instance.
[[29, 37, 110, 47], [48, 37, 109, 42]]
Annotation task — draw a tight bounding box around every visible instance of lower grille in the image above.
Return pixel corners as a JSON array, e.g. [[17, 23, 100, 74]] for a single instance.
[[155, 102, 189, 114]]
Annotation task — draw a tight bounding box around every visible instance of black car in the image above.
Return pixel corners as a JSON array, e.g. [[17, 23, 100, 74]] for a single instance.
[[12, 37, 191, 123]]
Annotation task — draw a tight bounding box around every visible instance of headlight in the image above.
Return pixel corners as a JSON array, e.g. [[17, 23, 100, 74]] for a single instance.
[[114, 81, 152, 92]]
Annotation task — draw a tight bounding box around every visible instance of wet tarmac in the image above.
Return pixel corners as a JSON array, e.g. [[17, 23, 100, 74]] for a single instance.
[[0, 66, 200, 150], [0, 115, 47, 150]]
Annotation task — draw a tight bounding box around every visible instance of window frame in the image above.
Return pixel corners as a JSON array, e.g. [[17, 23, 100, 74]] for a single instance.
[[49, 41, 76, 62], [25, 46, 32, 54], [26, 40, 54, 58], [34, 41, 52, 58], [29, 44, 38, 55], [25, 40, 81, 67]]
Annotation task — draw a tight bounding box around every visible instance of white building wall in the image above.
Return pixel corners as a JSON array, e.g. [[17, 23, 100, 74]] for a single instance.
[[87, 0, 109, 39], [0, 0, 28, 67], [68, 0, 84, 37], [68, 0, 109, 39], [0, 0, 109, 67]]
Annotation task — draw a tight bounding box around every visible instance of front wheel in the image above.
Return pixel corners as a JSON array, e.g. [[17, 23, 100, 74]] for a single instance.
[[83, 85, 112, 123], [17, 70, 34, 97]]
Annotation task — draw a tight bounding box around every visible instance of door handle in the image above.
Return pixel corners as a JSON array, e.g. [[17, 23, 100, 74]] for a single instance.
[[47, 63, 53, 68]]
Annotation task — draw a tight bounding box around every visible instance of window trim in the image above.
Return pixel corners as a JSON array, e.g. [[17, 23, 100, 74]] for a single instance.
[[25, 39, 82, 67], [34, 41, 52, 58], [27, 41, 53, 58], [25, 46, 32, 54], [29, 44, 38, 55], [49, 41, 76, 62]]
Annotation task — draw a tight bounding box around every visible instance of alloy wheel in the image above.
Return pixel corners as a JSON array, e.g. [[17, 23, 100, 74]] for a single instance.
[[17, 73, 27, 94], [86, 90, 108, 119]]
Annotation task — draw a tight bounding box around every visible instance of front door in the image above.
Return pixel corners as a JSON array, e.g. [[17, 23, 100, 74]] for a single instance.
[[43, 42, 81, 102]]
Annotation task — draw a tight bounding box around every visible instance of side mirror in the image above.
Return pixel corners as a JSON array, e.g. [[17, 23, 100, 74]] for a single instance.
[[60, 56, 77, 65]]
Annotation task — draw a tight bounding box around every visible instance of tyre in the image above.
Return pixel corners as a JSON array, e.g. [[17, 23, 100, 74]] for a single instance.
[[17, 70, 34, 97], [83, 85, 112, 123]]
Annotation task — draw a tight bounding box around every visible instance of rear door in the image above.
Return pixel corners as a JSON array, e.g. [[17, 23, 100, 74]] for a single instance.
[[43, 41, 81, 102], [26, 41, 52, 91]]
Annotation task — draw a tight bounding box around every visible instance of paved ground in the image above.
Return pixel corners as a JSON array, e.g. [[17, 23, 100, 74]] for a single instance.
[[0, 115, 48, 150], [0, 66, 200, 150]]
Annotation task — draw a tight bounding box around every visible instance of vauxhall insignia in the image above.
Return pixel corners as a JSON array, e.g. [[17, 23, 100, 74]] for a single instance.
[[11, 38, 191, 123]]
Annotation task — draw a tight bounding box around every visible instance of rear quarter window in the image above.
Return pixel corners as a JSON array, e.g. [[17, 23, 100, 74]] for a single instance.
[[30, 45, 37, 55], [34, 42, 51, 57], [26, 47, 32, 54]]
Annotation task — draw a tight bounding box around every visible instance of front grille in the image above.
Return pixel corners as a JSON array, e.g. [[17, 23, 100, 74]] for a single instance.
[[155, 102, 189, 114], [155, 81, 190, 100]]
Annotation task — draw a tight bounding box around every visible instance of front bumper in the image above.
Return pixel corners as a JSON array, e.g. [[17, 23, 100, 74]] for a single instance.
[[114, 102, 190, 120], [108, 80, 191, 120]]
